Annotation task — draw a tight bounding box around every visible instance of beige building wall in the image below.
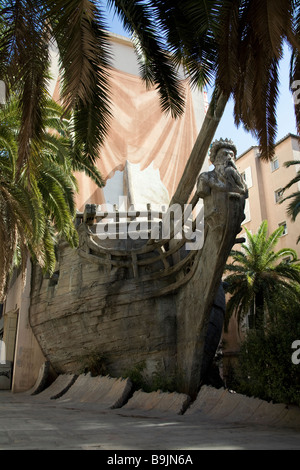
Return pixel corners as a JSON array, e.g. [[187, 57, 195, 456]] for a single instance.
[[222, 134, 300, 376], [3, 258, 46, 393], [235, 134, 300, 256]]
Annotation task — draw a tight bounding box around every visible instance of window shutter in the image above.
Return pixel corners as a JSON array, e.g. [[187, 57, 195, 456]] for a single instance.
[[243, 199, 251, 224], [244, 167, 253, 188]]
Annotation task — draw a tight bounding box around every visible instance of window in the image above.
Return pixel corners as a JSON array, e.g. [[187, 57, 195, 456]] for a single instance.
[[240, 167, 253, 189], [271, 157, 279, 172], [241, 230, 252, 249], [246, 312, 255, 330], [242, 308, 254, 330], [242, 199, 251, 224], [278, 221, 288, 236], [274, 188, 284, 203]]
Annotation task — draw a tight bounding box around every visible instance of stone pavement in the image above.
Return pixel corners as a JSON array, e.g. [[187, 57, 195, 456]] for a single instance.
[[1, 389, 300, 450]]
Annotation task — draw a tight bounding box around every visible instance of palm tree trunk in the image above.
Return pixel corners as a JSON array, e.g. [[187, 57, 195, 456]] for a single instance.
[[255, 291, 265, 329], [169, 89, 229, 208]]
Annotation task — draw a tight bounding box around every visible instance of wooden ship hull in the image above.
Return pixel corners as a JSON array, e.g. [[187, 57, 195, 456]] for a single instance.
[[29, 178, 246, 398]]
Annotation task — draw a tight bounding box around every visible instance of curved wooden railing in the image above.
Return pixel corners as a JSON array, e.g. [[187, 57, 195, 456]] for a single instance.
[[75, 201, 204, 295]]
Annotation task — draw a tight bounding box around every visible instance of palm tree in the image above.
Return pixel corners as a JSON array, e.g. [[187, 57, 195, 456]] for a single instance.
[[0, 96, 104, 300], [223, 220, 300, 331], [162, 0, 300, 207], [2, 1, 300, 191], [281, 159, 300, 241]]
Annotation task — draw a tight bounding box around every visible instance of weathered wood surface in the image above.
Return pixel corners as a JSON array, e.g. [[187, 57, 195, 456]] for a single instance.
[[29, 240, 179, 379]]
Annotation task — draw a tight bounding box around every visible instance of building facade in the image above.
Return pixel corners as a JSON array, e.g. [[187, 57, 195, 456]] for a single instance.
[[236, 133, 300, 256]]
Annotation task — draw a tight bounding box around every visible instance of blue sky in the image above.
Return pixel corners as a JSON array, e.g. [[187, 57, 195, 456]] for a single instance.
[[105, 9, 298, 157], [212, 42, 298, 156]]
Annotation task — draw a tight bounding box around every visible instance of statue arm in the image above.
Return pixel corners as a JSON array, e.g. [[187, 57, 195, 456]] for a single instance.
[[197, 173, 211, 199]]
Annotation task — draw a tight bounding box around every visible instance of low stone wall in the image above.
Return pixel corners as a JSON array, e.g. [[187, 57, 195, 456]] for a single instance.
[[122, 389, 191, 415], [25, 361, 51, 396], [54, 373, 133, 409], [186, 385, 300, 428], [27, 374, 300, 429], [31, 374, 78, 400]]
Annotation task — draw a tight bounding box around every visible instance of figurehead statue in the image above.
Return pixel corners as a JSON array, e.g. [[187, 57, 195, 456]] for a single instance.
[[209, 138, 237, 163], [197, 138, 248, 197], [197, 138, 248, 230]]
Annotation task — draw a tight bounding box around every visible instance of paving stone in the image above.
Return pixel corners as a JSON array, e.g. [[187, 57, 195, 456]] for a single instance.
[[1, 390, 300, 450]]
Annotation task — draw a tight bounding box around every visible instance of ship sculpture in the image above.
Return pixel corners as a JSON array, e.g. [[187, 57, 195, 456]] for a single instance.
[[29, 139, 248, 398]]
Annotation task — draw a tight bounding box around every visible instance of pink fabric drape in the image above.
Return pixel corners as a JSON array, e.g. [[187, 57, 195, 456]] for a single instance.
[[53, 67, 199, 211]]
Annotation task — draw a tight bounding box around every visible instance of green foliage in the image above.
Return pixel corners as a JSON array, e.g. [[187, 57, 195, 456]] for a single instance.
[[123, 361, 147, 390], [2, 1, 300, 168], [79, 350, 108, 377], [281, 160, 300, 242], [1, 0, 185, 172], [150, 365, 177, 393], [229, 299, 300, 406], [224, 220, 300, 331], [224, 221, 300, 406], [0, 96, 104, 300], [123, 361, 177, 393]]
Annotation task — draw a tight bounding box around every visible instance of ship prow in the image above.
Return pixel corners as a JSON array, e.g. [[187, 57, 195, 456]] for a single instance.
[[29, 140, 248, 398]]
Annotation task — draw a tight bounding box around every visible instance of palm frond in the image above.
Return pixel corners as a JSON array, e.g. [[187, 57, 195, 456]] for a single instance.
[[282, 174, 300, 193], [152, 0, 220, 89], [283, 159, 300, 168], [0, 94, 100, 298], [282, 191, 300, 220], [71, 149, 105, 187], [46, 0, 113, 163], [220, 0, 293, 160], [273, 262, 300, 284], [108, 0, 185, 118], [1, 1, 51, 170], [290, 2, 300, 134], [224, 220, 300, 331]]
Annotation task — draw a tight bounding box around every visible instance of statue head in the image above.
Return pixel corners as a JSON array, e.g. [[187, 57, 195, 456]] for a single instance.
[[209, 138, 237, 165]]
